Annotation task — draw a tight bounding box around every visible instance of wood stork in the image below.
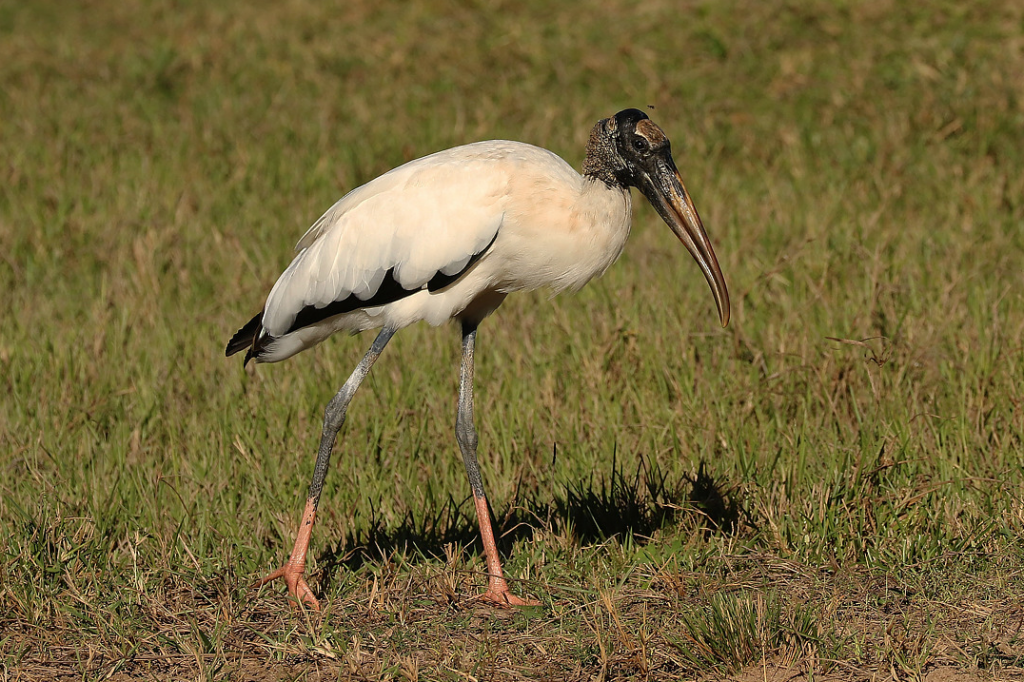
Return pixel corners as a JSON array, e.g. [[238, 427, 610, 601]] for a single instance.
[[226, 109, 730, 610]]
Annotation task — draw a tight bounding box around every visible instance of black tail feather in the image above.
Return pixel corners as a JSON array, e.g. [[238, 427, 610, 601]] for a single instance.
[[225, 312, 263, 362]]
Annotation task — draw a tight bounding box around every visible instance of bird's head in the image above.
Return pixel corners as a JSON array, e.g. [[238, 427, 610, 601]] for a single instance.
[[585, 108, 730, 327]]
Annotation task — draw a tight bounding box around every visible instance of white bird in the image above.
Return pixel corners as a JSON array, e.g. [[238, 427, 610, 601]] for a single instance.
[[227, 109, 730, 610]]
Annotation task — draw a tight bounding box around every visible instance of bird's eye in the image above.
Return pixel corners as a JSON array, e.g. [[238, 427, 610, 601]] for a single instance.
[[632, 136, 650, 153]]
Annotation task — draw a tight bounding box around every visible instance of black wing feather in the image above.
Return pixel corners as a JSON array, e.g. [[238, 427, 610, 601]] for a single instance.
[[225, 312, 262, 357], [283, 230, 498, 336], [225, 230, 498, 365]]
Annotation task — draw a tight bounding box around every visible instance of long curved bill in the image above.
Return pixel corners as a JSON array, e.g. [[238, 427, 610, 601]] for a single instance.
[[639, 162, 730, 327]]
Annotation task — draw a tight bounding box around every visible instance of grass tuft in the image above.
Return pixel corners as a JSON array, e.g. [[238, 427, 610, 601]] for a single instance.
[[672, 590, 840, 674]]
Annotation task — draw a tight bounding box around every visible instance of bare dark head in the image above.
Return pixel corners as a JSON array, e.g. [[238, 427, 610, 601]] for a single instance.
[[584, 109, 730, 326]]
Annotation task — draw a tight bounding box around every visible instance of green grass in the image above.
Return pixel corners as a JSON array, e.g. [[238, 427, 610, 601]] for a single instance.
[[2, 0, 1024, 679]]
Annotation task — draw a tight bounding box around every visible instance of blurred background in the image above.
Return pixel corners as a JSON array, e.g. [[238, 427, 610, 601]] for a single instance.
[[1, 0, 1023, 677]]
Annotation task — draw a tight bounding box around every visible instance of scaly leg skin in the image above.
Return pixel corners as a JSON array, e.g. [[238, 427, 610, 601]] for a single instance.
[[252, 499, 320, 609], [472, 494, 540, 606], [457, 321, 540, 607], [253, 327, 396, 611]]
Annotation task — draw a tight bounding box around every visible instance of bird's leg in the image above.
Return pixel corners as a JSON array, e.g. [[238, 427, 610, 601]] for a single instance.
[[253, 327, 396, 610], [456, 321, 539, 607]]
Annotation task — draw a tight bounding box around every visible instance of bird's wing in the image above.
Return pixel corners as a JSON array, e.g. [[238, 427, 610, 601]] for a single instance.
[[261, 146, 514, 337]]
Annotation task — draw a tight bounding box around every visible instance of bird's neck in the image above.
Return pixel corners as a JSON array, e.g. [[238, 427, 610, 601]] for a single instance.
[[582, 121, 629, 189]]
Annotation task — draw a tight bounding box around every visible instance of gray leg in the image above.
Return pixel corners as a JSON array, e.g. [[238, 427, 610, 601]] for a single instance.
[[456, 321, 485, 497], [309, 326, 396, 507], [255, 326, 396, 610], [456, 320, 535, 605]]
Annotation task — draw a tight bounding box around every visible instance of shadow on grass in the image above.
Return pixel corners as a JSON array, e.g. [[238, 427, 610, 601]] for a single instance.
[[314, 455, 741, 581]]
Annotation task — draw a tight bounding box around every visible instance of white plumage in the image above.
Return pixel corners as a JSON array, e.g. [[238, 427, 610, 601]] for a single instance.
[[256, 141, 631, 362], [227, 109, 729, 610]]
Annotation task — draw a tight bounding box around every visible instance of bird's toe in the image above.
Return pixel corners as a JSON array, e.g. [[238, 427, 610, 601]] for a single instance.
[[477, 588, 541, 608], [252, 563, 321, 611]]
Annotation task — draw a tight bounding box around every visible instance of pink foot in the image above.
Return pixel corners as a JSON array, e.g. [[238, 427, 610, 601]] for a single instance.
[[476, 587, 541, 607], [252, 562, 320, 611]]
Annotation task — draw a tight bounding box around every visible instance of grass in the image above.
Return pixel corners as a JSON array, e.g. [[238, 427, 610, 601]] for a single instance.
[[1, 0, 1024, 679]]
